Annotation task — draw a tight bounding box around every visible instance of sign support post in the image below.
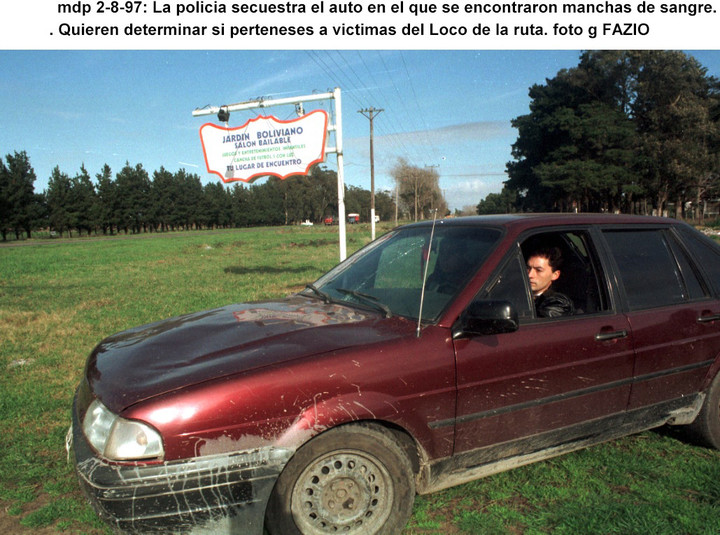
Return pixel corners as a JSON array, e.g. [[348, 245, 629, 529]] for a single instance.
[[192, 88, 347, 261], [333, 87, 347, 261]]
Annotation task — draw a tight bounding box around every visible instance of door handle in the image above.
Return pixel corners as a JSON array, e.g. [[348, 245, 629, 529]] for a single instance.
[[697, 314, 720, 324], [595, 329, 628, 341]]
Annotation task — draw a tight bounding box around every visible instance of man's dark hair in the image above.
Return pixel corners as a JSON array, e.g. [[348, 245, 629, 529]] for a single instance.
[[528, 246, 564, 272]]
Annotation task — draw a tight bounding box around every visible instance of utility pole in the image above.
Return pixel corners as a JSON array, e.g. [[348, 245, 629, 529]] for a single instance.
[[359, 107, 383, 240], [394, 178, 399, 226], [425, 164, 440, 215]]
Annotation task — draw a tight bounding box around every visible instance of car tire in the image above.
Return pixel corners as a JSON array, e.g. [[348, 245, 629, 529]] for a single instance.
[[688, 371, 720, 449], [264, 423, 415, 535]]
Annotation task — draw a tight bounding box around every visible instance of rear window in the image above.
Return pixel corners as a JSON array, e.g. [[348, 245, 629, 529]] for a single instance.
[[678, 226, 720, 296], [603, 229, 704, 310]]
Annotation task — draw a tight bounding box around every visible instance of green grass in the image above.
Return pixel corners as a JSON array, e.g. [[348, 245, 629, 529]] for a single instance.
[[404, 432, 720, 534], [1, 224, 719, 534]]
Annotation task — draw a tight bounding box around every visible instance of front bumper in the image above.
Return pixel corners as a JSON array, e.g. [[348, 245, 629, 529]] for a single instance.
[[69, 399, 292, 534]]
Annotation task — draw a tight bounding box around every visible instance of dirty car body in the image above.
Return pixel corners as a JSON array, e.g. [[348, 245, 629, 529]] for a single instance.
[[70, 214, 720, 534]]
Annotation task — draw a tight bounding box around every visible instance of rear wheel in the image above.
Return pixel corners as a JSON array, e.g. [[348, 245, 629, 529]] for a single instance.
[[688, 372, 720, 449], [265, 424, 415, 535]]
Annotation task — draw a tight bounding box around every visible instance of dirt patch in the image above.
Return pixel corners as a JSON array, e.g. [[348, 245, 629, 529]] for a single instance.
[[0, 511, 55, 535], [1, 497, 69, 535]]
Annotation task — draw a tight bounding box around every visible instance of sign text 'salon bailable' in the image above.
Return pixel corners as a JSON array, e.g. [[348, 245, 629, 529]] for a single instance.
[[199, 111, 328, 183]]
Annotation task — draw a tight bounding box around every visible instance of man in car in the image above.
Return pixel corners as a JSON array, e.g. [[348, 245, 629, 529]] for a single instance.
[[526, 246, 575, 318]]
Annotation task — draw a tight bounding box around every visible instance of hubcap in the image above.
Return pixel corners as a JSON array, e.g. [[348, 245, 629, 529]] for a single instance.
[[291, 450, 393, 534]]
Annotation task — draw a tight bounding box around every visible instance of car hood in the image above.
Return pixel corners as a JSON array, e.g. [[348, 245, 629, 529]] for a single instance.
[[86, 295, 397, 412]]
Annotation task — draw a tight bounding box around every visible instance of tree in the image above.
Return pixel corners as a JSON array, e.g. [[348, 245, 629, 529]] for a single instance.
[[390, 158, 447, 221], [149, 167, 176, 232], [0, 152, 418, 236], [506, 69, 582, 212], [115, 163, 151, 233], [1, 151, 38, 239], [230, 183, 252, 227], [476, 189, 518, 215], [345, 185, 371, 221], [631, 51, 719, 216], [344, 186, 396, 223], [171, 169, 203, 230], [695, 153, 720, 223], [248, 177, 285, 226], [374, 190, 395, 223], [304, 166, 338, 223], [506, 51, 720, 215], [279, 166, 338, 224], [0, 157, 9, 240], [507, 53, 636, 212], [94, 164, 117, 234], [70, 165, 97, 236], [202, 182, 232, 229], [46, 166, 73, 237], [535, 101, 636, 212]]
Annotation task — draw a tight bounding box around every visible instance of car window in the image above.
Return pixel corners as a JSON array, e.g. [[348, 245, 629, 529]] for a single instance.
[[603, 229, 689, 310], [374, 234, 426, 290], [666, 234, 709, 300], [482, 251, 534, 321], [677, 226, 720, 296], [521, 230, 610, 317], [314, 225, 502, 321], [482, 230, 610, 322]]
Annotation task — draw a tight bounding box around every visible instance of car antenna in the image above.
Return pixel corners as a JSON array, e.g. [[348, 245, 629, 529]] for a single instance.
[[417, 209, 438, 338]]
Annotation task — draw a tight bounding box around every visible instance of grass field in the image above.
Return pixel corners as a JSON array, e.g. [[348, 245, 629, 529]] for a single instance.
[[1, 224, 719, 534]]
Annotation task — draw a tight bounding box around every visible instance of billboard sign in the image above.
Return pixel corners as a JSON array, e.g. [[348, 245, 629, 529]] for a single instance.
[[199, 110, 328, 183]]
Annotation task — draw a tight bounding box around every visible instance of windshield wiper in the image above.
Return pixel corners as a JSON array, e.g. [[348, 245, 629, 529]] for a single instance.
[[336, 288, 392, 318], [304, 284, 331, 304]]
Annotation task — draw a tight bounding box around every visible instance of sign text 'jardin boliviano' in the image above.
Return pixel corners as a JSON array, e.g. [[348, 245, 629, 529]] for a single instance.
[[200, 110, 328, 183]]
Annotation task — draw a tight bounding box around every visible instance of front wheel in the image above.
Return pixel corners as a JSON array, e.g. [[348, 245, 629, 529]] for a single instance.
[[265, 424, 415, 535], [687, 371, 720, 449]]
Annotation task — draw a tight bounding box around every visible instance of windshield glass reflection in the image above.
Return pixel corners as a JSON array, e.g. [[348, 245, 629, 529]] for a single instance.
[[309, 225, 502, 321]]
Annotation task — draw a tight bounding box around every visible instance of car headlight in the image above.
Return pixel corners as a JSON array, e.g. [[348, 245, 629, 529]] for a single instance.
[[82, 399, 164, 461]]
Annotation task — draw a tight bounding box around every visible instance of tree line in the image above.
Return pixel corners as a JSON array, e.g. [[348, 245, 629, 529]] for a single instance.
[[0, 156, 401, 240], [480, 51, 720, 220], [10, 50, 717, 240]]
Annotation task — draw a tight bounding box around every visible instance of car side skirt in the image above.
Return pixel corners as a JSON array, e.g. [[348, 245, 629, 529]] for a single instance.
[[417, 394, 704, 495]]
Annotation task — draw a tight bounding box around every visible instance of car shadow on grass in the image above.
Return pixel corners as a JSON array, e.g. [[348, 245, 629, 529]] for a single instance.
[[654, 423, 708, 448], [224, 265, 326, 277]]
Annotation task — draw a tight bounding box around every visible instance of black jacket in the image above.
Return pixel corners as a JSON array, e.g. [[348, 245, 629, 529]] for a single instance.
[[534, 288, 574, 318]]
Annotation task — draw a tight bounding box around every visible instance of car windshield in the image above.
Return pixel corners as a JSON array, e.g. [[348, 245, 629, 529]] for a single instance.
[[307, 225, 502, 321]]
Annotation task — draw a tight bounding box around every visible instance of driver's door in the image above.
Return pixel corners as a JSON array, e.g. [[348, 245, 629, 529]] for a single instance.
[[453, 236, 634, 454]]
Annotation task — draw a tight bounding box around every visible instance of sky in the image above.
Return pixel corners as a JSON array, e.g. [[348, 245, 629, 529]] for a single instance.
[[2, 49, 720, 212]]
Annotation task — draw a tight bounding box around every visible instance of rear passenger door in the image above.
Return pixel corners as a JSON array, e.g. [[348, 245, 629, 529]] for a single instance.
[[601, 226, 720, 411]]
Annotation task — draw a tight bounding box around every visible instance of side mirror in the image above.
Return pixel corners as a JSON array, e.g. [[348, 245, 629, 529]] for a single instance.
[[453, 300, 519, 339]]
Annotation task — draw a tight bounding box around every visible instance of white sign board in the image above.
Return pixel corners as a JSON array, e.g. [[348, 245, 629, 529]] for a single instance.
[[199, 110, 328, 183]]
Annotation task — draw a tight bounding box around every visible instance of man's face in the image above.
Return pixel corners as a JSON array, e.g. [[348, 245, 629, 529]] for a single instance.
[[527, 255, 560, 295]]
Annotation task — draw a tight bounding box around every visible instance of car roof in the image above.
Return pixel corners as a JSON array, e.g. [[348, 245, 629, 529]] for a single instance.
[[401, 213, 682, 232]]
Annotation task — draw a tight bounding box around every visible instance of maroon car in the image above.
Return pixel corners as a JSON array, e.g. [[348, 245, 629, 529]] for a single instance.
[[69, 214, 720, 534]]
